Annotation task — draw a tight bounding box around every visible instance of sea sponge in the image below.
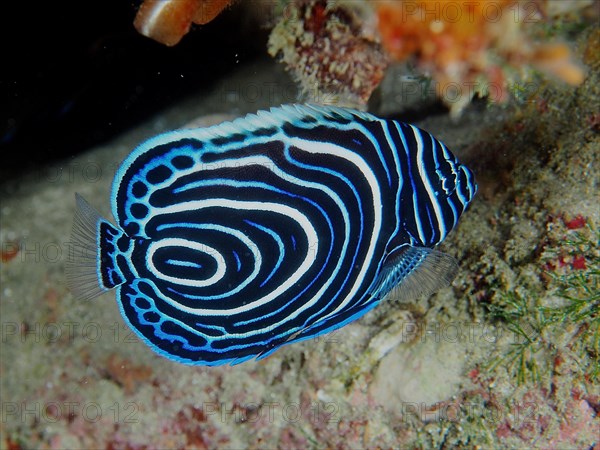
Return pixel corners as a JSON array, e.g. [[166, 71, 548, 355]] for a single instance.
[[268, 0, 389, 108]]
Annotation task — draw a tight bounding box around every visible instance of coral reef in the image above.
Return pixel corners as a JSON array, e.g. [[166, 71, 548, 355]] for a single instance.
[[266, 0, 594, 114], [134, 0, 234, 46], [268, 0, 389, 108], [375, 0, 589, 115]]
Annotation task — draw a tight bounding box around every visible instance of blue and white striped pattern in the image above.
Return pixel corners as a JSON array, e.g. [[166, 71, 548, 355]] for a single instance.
[[68, 104, 476, 365]]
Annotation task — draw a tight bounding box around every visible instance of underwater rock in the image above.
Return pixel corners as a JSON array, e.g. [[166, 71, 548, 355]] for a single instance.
[[268, 0, 389, 108], [369, 331, 467, 411]]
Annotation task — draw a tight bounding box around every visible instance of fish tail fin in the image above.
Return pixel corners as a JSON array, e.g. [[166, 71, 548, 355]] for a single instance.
[[66, 193, 121, 300]]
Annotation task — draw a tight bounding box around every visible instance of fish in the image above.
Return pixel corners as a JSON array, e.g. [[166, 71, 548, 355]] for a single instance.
[[66, 104, 477, 365]]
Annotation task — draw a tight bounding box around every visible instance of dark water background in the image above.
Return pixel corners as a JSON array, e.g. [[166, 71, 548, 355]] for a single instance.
[[1, 1, 267, 181]]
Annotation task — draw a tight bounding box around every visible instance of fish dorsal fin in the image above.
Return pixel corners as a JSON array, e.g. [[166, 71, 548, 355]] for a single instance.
[[369, 246, 459, 303], [273, 103, 377, 123], [224, 103, 379, 135], [179, 104, 377, 139]]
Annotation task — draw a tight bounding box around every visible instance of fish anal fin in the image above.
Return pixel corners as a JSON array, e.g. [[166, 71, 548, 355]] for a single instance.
[[370, 246, 458, 303]]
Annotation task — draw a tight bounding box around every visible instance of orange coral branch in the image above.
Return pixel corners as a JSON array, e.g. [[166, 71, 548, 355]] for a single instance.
[[134, 0, 234, 46]]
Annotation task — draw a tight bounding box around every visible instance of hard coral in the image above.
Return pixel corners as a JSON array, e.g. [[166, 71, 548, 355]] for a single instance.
[[268, 0, 389, 108], [134, 0, 234, 46], [375, 0, 586, 115]]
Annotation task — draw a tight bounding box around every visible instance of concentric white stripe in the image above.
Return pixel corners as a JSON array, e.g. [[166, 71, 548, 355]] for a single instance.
[[147, 238, 226, 287], [155, 223, 262, 299], [170, 153, 354, 326], [431, 137, 458, 228], [286, 137, 383, 319], [382, 120, 404, 246], [146, 138, 379, 339], [150, 199, 318, 316], [404, 127, 426, 244], [413, 126, 447, 241]]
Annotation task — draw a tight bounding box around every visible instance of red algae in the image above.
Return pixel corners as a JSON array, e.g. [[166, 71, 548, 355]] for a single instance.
[[571, 255, 586, 270], [564, 214, 587, 230]]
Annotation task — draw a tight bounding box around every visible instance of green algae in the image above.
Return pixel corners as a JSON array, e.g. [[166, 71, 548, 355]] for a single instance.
[[486, 222, 598, 386]]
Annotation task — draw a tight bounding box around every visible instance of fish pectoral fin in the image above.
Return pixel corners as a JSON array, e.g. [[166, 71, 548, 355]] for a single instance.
[[369, 246, 458, 303]]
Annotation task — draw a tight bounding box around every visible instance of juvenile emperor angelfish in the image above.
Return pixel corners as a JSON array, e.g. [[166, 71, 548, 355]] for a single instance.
[[67, 104, 477, 365]]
